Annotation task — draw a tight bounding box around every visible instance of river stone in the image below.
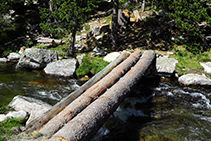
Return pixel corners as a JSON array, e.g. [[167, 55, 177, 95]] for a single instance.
[[200, 62, 211, 73], [8, 95, 52, 125], [6, 110, 29, 121], [92, 47, 107, 56], [178, 73, 211, 85], [0, 58, 8, 63], [103, 52, 120, 62], [16, 48, 58, 70], [0, 114, 8, 122], [7, 52, 20, 61], [156, 57, 178, 77], [44, 59, 77, 77]]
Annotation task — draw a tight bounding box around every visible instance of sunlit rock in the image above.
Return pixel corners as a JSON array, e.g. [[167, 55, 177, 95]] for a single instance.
[[44, 59, 78, 77], [103, 52, 120, 62], [178, 73, 211, 85], [200, 62, 211, 73], [156, 57, 178, 77], [7, 52, 20, 61]]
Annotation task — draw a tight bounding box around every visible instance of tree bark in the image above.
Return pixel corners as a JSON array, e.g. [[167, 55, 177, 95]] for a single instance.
[[111, 0, 119, 50], [50, 50, 156, 141], [68, 18, 78, 57], [23, 51, 130, 133], [39, 49, 142, 137]]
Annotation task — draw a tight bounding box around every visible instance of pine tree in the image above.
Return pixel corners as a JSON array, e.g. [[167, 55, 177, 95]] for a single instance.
[[162, 0, 211, 53], [39, 0, 98, 57]]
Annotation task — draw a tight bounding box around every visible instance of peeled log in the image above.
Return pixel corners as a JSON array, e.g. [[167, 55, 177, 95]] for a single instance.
[[23, 51, 130, 133], [39, 50, 142, 137], [50, 50, 156, 141]]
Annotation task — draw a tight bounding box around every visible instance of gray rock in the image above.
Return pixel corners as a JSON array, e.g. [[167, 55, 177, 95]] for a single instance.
[[91, 47, 107, 56], [16, 48, 58, 69], [103, 52, 120, 62], [178, 73, 211, 85], [90, 24, 110, 36], [6, 110, 29, 121], [0, 114, 8, 122], [200, 62, 211, 73], [44, 59, 77, 77], [76, 36, 86, 41], [8, 95, 52, 125], [156, 57, 178, 77], [0, 58, 8, 63], [7, 52, 20, 61], [75, 44, 85, 51], [10, 126, 22, 134], [76, 54, 85, 65]]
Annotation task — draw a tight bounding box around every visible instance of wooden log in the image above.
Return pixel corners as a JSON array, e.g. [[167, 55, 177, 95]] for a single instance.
[[36, 37, 62, 44], [39, 49, 142, 137], [50, 50, 156, 141], [23, 51, 130, 133]]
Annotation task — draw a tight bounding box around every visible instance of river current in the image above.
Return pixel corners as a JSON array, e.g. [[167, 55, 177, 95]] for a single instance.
[[1, 61, 211, 141]]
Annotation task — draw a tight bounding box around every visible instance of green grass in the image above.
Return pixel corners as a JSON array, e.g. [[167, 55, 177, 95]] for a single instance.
[[76, 54, 109, 77], [0, 106, 23, 141], [171, 47, 211, 76]]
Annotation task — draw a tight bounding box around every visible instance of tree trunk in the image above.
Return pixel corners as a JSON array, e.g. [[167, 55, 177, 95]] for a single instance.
[[50, 50, 156, 141], [68, 19, 78, 57], [23, 51, 130, 133], [141, 0, 145, 13], [39, 49, 142, 137], [111, 0, 119, 50]]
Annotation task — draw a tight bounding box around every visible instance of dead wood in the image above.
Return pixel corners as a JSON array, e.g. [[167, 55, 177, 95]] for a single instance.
[[36, 37, 62, 44], [50, 50, 156, 141], [23, 51, 130, 133], [39, 49, 142, 137]]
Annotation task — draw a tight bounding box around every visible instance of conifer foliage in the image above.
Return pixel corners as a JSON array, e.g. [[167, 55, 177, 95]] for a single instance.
[[39, 0, 98, 57], [162, 0, 211, 53]]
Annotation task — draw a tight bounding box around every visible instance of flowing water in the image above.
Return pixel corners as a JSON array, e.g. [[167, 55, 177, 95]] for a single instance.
[[1, 62, 211, 141]]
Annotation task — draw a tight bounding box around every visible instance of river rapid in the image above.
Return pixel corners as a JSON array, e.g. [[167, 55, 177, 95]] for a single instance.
[[1, 61, 211, 141]]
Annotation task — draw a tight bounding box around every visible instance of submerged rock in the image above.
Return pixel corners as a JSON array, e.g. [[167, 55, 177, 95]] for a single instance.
[[16, 48, 58, 70], [156, 57, 178, 77], [44, 59, 78, 77], [178, 73, 211, 85]]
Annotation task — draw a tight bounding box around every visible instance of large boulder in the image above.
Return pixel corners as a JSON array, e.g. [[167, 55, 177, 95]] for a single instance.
[[44, 59, 78, 77], [6, 110, 29, 122], [178, 73, 211, 85], [16, 48, 58, 69], [156, 57, 178, 77], [8, 95, 52, 125]]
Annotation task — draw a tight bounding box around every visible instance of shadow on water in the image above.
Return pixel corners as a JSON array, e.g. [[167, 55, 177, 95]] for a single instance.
[[100, 76, 160, 141]]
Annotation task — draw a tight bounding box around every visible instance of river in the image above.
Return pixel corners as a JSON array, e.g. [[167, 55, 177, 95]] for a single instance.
[[1, 61, 211, 141]]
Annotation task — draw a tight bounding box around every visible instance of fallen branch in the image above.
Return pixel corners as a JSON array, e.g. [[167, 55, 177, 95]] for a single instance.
[[23, 51, 130, 133], [39, 49, 142, 137], [50, 50, 156, 141]]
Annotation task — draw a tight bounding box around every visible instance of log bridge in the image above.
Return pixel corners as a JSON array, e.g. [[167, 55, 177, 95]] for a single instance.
[[23, 49, 156, 141]]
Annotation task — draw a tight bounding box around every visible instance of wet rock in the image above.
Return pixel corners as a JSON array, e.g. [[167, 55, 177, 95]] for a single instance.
[[8, 95, 52, 125], [156, 57, 178, 77], [44, 59, 77, 77], [91, 47, 107, 56], [7, 52, 20, 61], [103, 52, 120, 62], [0, 114, 8, 122], [16, 48, 58, 70], [200, 62, 211, 73], [0, 58, 8, 63], [178, 73, 211, 85], [6, 110, 29, 121]]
